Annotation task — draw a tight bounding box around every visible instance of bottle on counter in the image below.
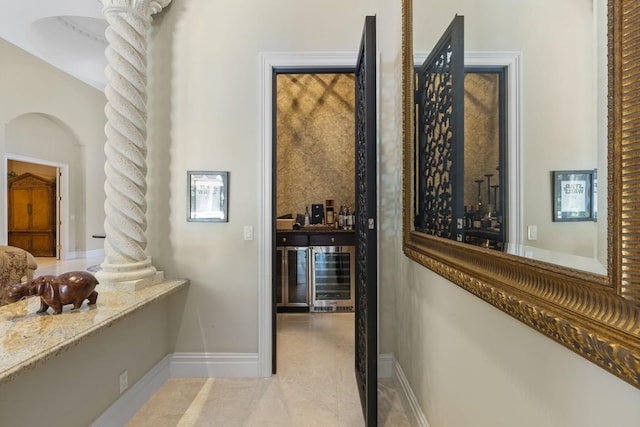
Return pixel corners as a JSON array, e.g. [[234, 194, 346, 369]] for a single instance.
[[464, 206, 469, 229], [351, 208, 356, 230], [304, 206, 310, 226], [338, 205, 345, 229], [346, 206, 353, 230], [326, 207, 334, 226]]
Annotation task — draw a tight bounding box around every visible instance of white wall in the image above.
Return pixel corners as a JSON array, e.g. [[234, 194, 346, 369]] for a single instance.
[[0, 38, 106, 256], [398, 259, 640, 426], [143, 1, 640, 426], [146, 0, 401, 356]]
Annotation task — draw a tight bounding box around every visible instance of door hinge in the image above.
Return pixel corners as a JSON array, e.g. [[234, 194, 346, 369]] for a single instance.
[[368, 218, 375, 230]]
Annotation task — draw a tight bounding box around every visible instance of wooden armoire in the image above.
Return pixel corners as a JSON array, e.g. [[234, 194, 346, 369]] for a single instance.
[[8, 172, 56, 256]]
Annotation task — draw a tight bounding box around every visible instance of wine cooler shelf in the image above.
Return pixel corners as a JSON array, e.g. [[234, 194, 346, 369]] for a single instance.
[[275, 231, 355, 312]]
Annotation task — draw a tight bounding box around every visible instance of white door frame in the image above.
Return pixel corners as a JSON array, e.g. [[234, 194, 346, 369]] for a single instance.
[[4, 153, 70, 260], [258, 52, 359, 377]]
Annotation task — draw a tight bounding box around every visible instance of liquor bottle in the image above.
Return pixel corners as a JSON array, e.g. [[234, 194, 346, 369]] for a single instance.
[[304, 206, 310, 226], [351, 209, 356, 229], [346, 206, 353, 230], [338, 205, 345, 229], [463, 206, 469, 229], [326, 207, 334, 226]]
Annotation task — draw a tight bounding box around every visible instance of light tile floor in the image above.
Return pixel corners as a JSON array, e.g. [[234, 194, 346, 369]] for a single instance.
[[127, 313, 411, 427], [34, 256, 103, 276], [33, 258, 410, 426]]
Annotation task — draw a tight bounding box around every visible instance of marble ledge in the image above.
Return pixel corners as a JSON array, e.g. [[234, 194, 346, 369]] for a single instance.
[[0, 278, 189, 385]]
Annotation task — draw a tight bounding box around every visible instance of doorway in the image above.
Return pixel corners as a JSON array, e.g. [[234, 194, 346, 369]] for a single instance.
[[272, 68, 356, 374], [259, 42, 378, 426], [5, 156, 67, 259]]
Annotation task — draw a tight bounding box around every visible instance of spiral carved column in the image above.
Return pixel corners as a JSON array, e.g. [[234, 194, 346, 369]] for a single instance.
[[96, 0, 171, 290]]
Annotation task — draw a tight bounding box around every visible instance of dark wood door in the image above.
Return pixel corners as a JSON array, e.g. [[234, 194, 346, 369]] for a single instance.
[[354, 15, 378, 427]]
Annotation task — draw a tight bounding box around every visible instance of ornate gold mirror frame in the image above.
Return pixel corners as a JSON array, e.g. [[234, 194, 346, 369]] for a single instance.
[[402, 0, 640, 388]]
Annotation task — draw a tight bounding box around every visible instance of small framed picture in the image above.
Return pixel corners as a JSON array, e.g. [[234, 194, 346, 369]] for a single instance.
[[552, 170, 595, 222], [187, 171, 228, 222]]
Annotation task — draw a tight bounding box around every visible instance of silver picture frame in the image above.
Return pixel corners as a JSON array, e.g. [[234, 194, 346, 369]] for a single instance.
[[187, 171, 228, 222], [552, 169, 595, 222]]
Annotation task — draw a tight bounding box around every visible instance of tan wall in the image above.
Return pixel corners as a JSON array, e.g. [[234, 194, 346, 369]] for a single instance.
[[464, 72, 500, 210], [145, 0, 401, 357], [276, 73, 355, 219]]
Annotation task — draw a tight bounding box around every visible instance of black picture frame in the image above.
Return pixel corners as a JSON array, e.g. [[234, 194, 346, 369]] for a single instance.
[[187, 171, 228, 222], [552, 169, 595, 222]]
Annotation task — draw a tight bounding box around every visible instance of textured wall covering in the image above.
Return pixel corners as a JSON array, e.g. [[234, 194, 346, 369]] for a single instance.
[[276, 73, 355, 219], [464, 72, 500, 210]]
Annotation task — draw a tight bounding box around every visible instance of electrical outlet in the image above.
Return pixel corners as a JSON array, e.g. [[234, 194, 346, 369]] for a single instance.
[[119, 370, 128, 394]]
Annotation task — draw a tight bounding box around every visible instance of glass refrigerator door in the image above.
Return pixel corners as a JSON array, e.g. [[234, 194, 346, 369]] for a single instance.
[[311, 246, 355, 310], [285, 248, 309, 305], [275, 248, 283, 305]]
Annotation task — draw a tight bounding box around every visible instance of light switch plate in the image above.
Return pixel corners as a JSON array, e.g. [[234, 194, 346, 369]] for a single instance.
[[527, 225, 537, 241], [244, 225, 254, 241]]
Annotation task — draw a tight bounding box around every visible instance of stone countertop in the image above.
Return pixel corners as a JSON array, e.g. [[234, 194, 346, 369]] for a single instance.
[[0, 279, 189, 385]]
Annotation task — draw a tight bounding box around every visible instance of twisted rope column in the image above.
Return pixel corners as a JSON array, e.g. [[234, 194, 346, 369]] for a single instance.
[[96, 0, 171, 290]]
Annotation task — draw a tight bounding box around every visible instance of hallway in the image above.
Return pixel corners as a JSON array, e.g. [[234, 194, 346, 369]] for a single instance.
[[32, 258, 410, 426], [126, 313, 410, 426]]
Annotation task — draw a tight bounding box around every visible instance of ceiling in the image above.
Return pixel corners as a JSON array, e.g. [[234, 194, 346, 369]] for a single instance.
[[0, 0, 108, 91]]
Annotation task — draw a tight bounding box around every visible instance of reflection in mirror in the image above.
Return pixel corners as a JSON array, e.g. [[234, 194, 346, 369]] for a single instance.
[[413, 0, 608, 275], [404, 0, 640, 391], [463, 69, 505, 250]]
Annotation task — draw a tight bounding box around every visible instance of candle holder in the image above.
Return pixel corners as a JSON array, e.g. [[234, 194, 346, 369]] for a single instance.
[[491, 185, 500, 214], [484, 174, 493, 209]]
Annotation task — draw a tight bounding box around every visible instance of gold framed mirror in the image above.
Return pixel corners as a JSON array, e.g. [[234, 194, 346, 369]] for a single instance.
[[402, 0, 640, 388]]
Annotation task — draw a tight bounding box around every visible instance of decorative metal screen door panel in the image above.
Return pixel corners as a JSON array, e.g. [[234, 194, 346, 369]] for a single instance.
[[354, 15, 378, 427], [415, 15, 465, 241]]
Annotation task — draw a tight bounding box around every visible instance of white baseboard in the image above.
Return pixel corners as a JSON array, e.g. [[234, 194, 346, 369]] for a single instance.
[[170, 352, 261, 378], [392, 356, 430, 427], [91, 354, 171, 427], [92, 352, 260, 426]]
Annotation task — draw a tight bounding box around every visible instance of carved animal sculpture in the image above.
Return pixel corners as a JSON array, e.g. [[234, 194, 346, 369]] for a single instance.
[[4, 271, 99, 314]]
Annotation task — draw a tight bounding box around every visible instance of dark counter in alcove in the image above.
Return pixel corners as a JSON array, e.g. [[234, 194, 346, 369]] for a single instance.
[[275, 229, 355, 313], [275, 229, 355, 247]]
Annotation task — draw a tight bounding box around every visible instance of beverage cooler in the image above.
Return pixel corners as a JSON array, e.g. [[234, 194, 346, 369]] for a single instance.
[[310, 245, 355, 312], [275, 246, 310, 310]]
